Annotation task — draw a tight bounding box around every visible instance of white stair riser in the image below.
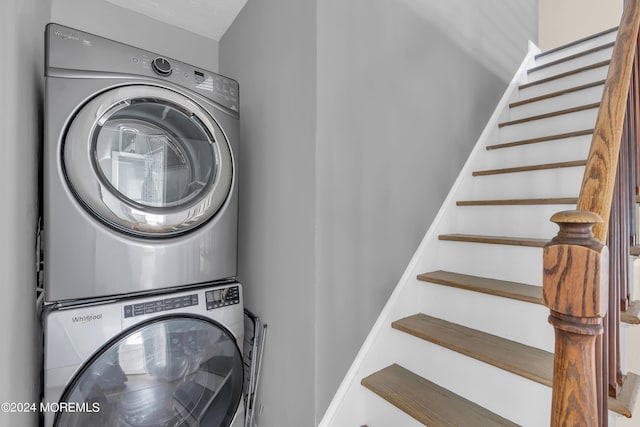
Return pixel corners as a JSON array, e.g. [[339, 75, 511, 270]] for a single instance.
[[463, 166, 584, 200], [499, 108, 598, 143], [634, 255, 640, 299], [394, 331, 552, 427], [517, 66, 609, 100], [623, 324, 640, 375], [509, 84, 604, 121], [527, 46, 613, 82], [362, 391, 424, 427], [436, 241, 543, 286], [483, 135, 592, 169], [535, 31, 617, 66], [452, 204, 570, 239], [417, 283, 554, 351]]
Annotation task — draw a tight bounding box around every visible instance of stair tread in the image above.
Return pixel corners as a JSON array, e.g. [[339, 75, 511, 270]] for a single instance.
[[622, 300, 640, 325], [417, 270, 543, 305], [510, 80, 605, 108], [609, 372, 640, 418], [361, 364, 519, 427], [519, 60, 610, 90], [486, 129, 593, 150], [392, 314, 639, 417], [392, 314, 554, 386], [439, 234, 548, 247], [498, 103, 600, 128], [528, 42, 614, 74], [535, 27, 618, 59], [473, 160, 587, 176], [457, 197, 577, 206]]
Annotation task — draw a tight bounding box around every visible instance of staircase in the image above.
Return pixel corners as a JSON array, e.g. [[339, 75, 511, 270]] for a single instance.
[[320, 27, 640, 427]]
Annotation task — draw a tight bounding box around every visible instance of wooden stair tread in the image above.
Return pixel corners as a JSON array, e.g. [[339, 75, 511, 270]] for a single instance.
[[486, 129, 594, 150], [391, 314, 639, 417], [392, 314, 554, 387], [622, 300, 640, 325], [473, 160, 586, 176], [361, 364, 519, 427], [528, 42, 615, 74], [417, 270, 543, 305], [535, 27, 618, 59], [498, 103, 600, 128], [457, 197, 577, 206], [519, 60, 610, 90], [510, 80, 605, 108], [438, 234, 548, 248]]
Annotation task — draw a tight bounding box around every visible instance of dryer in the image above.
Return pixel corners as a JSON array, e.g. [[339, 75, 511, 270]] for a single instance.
[[44, 24, 239, 302], [44, 281, 244, 427]]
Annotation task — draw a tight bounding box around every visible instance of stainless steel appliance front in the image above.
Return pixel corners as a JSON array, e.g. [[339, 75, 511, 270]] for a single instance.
[[43, 283, 245, 427], [44, 24, 239, 301]]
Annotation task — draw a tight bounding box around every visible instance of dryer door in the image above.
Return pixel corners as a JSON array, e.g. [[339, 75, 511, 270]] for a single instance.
[[54, 316, 244, 427], [63, 85, 233, 237]]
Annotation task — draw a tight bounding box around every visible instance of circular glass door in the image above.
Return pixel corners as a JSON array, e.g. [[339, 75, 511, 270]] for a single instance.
[[55, 316, 244, 427], [63, 85, 233, 237]]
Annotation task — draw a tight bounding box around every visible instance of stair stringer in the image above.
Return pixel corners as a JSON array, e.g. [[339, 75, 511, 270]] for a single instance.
[[318, 41, 541, 427]]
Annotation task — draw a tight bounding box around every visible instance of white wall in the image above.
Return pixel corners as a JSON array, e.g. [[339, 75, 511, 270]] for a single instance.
[[0, 1, 50, 426], [220, 1, 536, 425], [50, 0, 219, 71], [539, 0, 623, 50], [219, 1, 317, 426]]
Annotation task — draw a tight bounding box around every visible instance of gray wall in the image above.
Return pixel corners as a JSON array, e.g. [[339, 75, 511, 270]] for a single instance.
[[223, 1, 537, 425], [315, 0, 537, 420], [50, 0, 219, 71], [220, 1, 317, 426], [0, 0, 50, 426]]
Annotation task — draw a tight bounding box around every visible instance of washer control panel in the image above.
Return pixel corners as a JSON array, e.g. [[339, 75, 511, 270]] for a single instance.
[[121, 284, 240, 318], [206, 285, 240, 310], [124, 294, 199, 318]]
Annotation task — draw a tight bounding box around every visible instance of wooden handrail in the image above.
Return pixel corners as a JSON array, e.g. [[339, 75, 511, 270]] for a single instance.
[[577, 0, 640, 242], [544, 1, 640, 425]]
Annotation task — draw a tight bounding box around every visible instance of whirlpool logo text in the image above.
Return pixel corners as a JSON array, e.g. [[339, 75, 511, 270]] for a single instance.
[[71, 313, 102, 324]]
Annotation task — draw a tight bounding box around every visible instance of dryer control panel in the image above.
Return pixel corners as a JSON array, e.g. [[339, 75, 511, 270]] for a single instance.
[[46, 23, 239, 113]]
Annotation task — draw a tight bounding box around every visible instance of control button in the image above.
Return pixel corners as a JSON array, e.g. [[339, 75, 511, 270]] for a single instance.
[[152, 57, 172, 77], [133, 304, 145, 316], [131, 57, 139, 64]]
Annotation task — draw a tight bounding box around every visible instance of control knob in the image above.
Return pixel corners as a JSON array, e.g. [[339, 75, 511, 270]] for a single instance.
[[152, 57, 172, 77]]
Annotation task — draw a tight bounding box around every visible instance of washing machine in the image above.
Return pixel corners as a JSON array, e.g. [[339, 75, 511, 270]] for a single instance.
[[44, 281, 245, 427], [44, 23, 239, 302]]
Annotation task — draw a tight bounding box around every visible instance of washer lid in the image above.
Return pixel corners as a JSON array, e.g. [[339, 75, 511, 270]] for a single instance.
[[54, 316, 244, 427], [63, 85, 233, 237]]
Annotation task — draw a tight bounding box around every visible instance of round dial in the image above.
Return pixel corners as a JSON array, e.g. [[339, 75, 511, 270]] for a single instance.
[[152, 57, 172, 76]]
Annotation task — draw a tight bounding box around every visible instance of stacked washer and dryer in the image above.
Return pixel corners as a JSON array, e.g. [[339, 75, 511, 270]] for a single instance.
[[42, 24, 244, 427]]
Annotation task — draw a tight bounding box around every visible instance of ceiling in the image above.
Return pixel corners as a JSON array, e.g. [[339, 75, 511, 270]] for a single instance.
[[104, 0, 248, 41]]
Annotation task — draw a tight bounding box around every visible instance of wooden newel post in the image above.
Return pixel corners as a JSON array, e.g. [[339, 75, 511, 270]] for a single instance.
[[543, 210, 609, 427]]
